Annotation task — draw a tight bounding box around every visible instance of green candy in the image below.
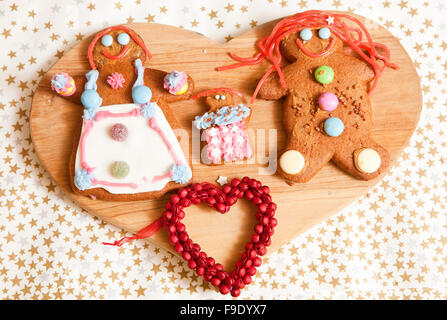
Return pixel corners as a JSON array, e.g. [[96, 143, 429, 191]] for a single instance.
[[111, 161, 130, 179], [314, 65, 335, 84]]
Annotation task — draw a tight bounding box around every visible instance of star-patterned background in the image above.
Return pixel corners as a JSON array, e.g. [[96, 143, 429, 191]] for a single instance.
[[0, 0, 446, 300]]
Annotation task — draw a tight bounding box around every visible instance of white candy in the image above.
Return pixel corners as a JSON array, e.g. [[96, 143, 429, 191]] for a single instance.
[[355, 148, 381, 173], [279, 150, 305, 175]]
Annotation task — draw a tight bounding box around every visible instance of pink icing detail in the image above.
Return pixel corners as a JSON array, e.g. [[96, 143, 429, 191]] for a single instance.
[[152, 171, 173, 183], [163, 71, 187, 94], [148, 117, 182, 165], [91, 178, 138, 189], [204, 122, 253, 164], [107, 72, 126, 89], [94, 108, 141, 121], [80, 119, 94, 168], [143, 176, 148, 182]]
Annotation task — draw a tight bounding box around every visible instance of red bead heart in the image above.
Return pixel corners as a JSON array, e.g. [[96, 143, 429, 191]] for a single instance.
[[163, 177, 277, 297]]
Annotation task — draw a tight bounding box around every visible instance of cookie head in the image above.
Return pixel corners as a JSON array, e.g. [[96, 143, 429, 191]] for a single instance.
[[87, 25, 152, 70], [280, 27, 342, 62], [192, 87, 243, 112]]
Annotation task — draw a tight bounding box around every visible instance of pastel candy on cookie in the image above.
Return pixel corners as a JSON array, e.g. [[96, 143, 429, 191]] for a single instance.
[[318, 27, 331, 39], [163, 71, 188, 95], [111, 161, 130, 179], [323, 117, 344, 137], [279, 150, 305, 175], [110, 123, 128, 141], [51, 73, 76, 96], [318, 92, 338, 111], [117, 32, 130, 45], [314, 65, 335, 84], [299, 28, 312, 41], [354, 148, 381, 173]]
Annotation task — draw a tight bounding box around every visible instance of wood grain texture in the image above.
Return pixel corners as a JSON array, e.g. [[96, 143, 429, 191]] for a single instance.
[[30, 15, 421, 269]]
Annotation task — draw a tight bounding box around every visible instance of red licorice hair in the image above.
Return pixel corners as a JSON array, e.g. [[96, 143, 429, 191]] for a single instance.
[[191, 87, 243, 100], [88, 25, 152, 70], [217, 10, 399, 104]]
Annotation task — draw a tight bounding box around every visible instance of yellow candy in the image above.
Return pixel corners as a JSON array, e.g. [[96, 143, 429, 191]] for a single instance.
[[176, 83, 188, 95]]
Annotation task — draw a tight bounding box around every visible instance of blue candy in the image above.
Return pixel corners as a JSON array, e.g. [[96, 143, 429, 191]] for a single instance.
[[132, 85, 152, 104], [318, 27, 331, 39], [117, 32, 130, 45], [324, 117, 344, 137], [101, 34, 113, 47], [300, 28, 312, 41], [81, 89, 102, 109]]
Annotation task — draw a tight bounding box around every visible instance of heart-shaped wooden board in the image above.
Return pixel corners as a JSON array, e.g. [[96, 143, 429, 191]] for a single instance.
[[30, 14, 421, 269]]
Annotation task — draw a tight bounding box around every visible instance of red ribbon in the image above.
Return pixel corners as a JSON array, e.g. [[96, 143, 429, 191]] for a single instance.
[[102, 216, 164, 247]]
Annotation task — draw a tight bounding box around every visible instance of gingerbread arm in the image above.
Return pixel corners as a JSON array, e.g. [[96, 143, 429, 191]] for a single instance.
[[50, 73, 87, 106], [144, 68, 194, 104], [257, 69, 288, 101]]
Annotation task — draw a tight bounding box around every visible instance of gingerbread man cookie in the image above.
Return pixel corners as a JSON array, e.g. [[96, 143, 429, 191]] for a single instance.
[[218, 10, 398, 182], [51, 25, 194, 201], [192, 88, 253, 164]]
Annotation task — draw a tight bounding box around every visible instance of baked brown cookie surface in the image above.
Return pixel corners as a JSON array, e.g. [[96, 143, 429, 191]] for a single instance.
[[51, 25, 194, 201], [192, 88, 253, 165], [218, 11, 398, 182]]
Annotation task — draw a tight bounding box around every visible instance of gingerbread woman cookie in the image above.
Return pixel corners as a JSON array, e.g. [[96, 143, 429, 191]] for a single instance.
[[218, 10, 398, 182], [192, 88, 253, 164], [51, 25, 194, 201]]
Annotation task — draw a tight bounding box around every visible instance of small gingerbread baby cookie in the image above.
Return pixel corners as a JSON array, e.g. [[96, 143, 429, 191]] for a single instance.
[[192, 88, 253, 165], [218, 10, 398, 182], [51, 25, 195, 201]]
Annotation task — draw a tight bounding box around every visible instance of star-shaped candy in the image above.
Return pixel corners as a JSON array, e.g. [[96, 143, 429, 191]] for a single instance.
[[216, 176, 228, 185]]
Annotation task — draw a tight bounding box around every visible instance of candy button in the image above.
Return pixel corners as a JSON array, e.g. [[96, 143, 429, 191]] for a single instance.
[[324, 117, 344, 137], [354, 148, 381, 173], [318, 27, 331, 39], [314, 65, 335, 84], [300, 28, 312, 41], [101, 34, 113, 47], [279, 150, 305, 175], [117, 32, 130, 45], [318, 92, 338, 111], [110, 123, 128, 142], [132, 85, 152, 104], [112, 161, 130, 179], [81, 89, 102, 109]]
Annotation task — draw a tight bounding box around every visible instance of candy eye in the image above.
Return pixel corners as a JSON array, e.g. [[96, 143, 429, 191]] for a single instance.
[[220, 95, 226, 100], [117, 32, 130, 45], [215, 95, 220, 100], [318, 27, 331, 39], [299, 28, 312, 41], [101, 34, 113, 47]]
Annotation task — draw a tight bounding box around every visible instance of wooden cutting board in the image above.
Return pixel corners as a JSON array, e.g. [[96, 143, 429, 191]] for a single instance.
[[30, 15, 422, 269]]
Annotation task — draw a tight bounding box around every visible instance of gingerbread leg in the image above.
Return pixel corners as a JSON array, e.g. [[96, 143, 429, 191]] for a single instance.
[[278, 143, 334, 183], [332, 136, 390, 180]]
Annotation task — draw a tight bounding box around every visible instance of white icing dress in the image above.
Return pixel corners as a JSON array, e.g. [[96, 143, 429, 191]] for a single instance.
[[74, 59, 192, 194]]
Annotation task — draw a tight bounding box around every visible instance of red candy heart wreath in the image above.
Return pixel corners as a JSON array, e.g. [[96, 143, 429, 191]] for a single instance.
[[164, 177, 277, 297]]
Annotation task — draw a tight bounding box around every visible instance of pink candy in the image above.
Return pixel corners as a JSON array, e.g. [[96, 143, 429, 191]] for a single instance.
[[110, 123, 128, 141], [318, 92, 338, 111]]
